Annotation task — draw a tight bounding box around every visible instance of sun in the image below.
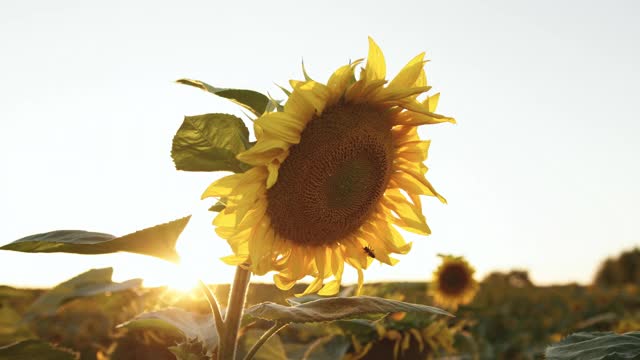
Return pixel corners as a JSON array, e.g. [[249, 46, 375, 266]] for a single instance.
[[130, 211, 237, 292]]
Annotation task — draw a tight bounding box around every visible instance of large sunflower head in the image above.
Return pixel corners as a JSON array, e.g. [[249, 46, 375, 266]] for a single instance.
[[429, 255, 479, 310], [203, 37, 454, 296]]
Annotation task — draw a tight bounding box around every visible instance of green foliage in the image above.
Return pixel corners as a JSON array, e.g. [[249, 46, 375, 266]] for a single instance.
[[171, 114, 251, 173], [0, 339, 78, 360], [118, 308, 218, 356], [594, 248, 640, 287], [176, 79, 275, 117], [546, 331, 640, 360], [238, 329, 287, 360], [5, 272, 640, 359], [245, 296, 451, 323], [0, 216, 191, 263], [169, 339, 210, 360], [300, 335, 351, 360], [26, 268, 141, 317]]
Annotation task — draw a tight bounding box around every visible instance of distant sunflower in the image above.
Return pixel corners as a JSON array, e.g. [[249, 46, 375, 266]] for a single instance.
[[430, 255, 478, 309], [203, 37, 454, 296]]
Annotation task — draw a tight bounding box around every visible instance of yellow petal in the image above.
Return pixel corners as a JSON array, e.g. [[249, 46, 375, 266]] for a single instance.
[[326, 60, 361, 101], [294, 81, 331, 115], [395, 141, 430, 162], [255, 112, 305, 144], [365, 37, 386, 82], [221, 254, 248, 266], [389, 172, 443, 203], [284, 86, 315, 121], [393, 110, 455, 126], [236, 138, 289, 165], [409, 328, 425, 352], [318, 279, 341, 296], [295, 277, 324, 297], [395, 101, 456, 123], [355, 266, 364, 296], [274, 273, 296, 290], [331, 248, 344, 280], [424, 92, 440, 112], [201, 174, 242, 199], [373, 86, 431, 103], [382, 189, 430, 235], [388, 52, 425, 89]]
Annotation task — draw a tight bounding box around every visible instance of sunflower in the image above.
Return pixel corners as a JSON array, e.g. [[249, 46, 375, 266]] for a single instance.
[[429, 255, 478, 310], [203, 37, 454, 296]]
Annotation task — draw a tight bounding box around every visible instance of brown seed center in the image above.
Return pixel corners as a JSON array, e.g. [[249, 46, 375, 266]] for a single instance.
[[439, 264, 471, 296], [266, 103, 394, 246]]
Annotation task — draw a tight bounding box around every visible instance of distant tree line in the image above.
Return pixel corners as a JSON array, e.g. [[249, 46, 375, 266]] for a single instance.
[[594, 248, 640, 287], [483, 270, 533, 288]]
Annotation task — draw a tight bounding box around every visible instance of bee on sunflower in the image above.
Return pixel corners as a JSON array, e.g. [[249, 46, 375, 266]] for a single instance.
[[429, 255, 479, 310], [202, 37, 454, 296]]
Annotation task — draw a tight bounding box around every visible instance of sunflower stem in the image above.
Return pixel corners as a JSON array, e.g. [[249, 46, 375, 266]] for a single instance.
[[242, 322, 288, 360], [198, 280, 225, 341], [218, 265, 251, 360]]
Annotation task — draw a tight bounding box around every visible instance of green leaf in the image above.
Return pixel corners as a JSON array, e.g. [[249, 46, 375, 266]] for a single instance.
[[26, 268, 141, 317], [0, 339, 78, 360], [171, 113, 251, 173], [168, 340, 209, 360], [302, 335, 351, 360], [245, 296, 452, 324], [546, 331, 640, 360], [0, 216, 191, 263], [177, 79, 270, 117], [239, 329, 287, 360], [118, 308, 218, 356]]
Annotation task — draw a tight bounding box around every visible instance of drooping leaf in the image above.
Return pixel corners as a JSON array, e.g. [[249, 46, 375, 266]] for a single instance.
[[0, 216, 190, 263], [0, 339, 78, 360], [245, 296, 452, 324], [26, 268, 141, 317], [238, 329, 287, 360], [171, 113, 251, 173], [118, 308, 218, 356], [302, 335, 351, 360], [546, 331, 640, 360], [176, 79, 271, 117]]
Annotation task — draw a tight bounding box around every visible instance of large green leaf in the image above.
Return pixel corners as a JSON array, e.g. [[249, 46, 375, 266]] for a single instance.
[[176, 79, 273, 117], [245, 296, 452, 323], [0, 339, 78, 360], [546, 331, 640, 360], [26, 268, 141, 317], [118, 308, 218, 356], [171, 113, 251, 173], [0, 216, 191, 262]]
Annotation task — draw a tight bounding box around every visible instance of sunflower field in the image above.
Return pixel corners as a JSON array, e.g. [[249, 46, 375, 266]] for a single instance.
[[2, 268, 640, 359], [2, 38, 640, 359]]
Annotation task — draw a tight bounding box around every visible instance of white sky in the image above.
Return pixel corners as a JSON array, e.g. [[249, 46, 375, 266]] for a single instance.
[[1, 0, 639, 289]]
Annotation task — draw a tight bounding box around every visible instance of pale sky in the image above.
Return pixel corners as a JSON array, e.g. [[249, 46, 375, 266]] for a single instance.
[[1, 0, 639, 289]]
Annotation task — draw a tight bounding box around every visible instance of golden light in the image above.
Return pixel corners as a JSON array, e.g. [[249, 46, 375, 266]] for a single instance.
[[140, 212, 235, 292]]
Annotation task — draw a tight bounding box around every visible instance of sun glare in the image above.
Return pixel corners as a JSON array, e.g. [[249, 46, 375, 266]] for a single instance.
[[145, 211, 238, 291]]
